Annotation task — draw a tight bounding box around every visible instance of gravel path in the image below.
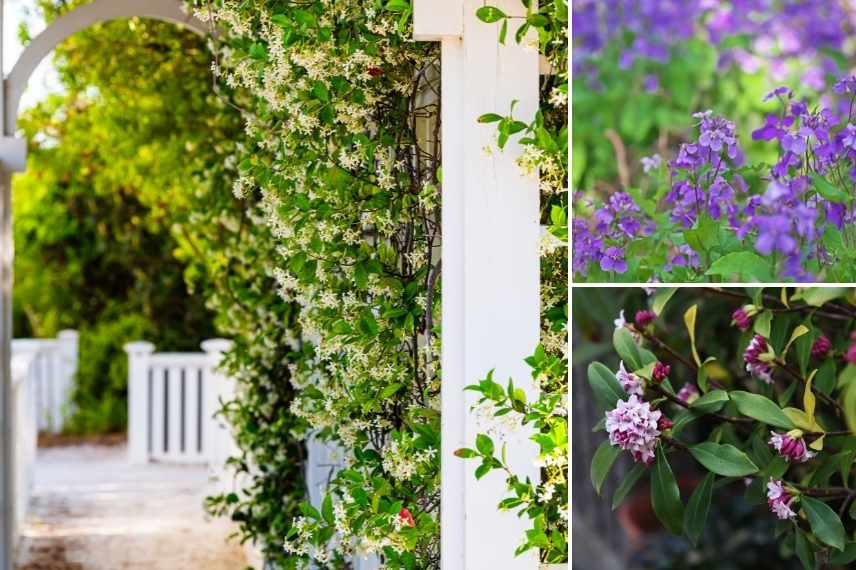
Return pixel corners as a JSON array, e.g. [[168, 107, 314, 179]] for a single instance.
[[15, 444, 248, 570]]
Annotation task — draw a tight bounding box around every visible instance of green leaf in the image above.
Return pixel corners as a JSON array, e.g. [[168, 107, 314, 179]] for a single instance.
[[453, 448, 478, 459], [651, 444, 683, 534], [591, 440, 621, 495], [613, 326, 654, 371], [612, 463, 645, 511], [683, 472, 715, 546], [688, 442, 759, 477], [385, 0, 411, 11], [794, 528, 815, 570], [811, 173, 852, 204], [684, 305, 701, 367], [802, 496, 846, 551], [475, 6, 506, 22], [652, 287, 677, 316], [730, 391, 795, 429], [705, 251, 774, 282], [830, 542, 856, 565], [380, 383, 402, 398], [478, 113, 504, 123], [475, 434, 494, 457], [793, 286, 849, 307], [322, 493, 334, 525], [526, 14, 549, 27], [753, 310, 772, 338], [690, 390, 729, 414], [587, 362, 627, 410]]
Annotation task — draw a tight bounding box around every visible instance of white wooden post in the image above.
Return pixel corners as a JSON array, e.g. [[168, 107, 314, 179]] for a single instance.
[[414, 1, 541, 568], [125, 341, 155, 464], [56, 329, 78, 426], [201, 338, 235, 483]]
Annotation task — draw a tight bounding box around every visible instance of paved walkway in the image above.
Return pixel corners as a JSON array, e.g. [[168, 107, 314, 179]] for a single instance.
[[15, 444, 247, 570]]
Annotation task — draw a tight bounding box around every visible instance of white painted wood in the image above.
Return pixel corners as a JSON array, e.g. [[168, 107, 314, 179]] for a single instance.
[[413, 0, 462, 41], [11, 350, 36, 556], [124, 341, 155, 464], [184, 365, 202, 461], [415, 0, 541, 568], [151, 365, 166, 461], [167, 365, 182, 459]]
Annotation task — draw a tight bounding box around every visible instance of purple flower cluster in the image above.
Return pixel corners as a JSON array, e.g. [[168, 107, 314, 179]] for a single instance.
[[572, 191, 653, 275], [573, 0, 852, 87], [605, 395, 662, 466], [666, 111, 745, 228], [574, 75, 856, 280], [767, 479, 797, 520]]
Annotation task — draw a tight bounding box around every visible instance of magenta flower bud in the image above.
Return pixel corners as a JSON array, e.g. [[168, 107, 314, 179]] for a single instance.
[[811, 335, 831, 358], [731, 307, 752, 332], [769, 431, 815, 463], [657, 416, 673, 431], [651, 361, 671, 383], [846, 342, 856, 365], [634, 310, 656, 328]]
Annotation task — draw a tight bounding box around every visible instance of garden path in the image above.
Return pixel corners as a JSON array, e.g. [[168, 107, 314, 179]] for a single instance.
[[14, 443, 246, 570]]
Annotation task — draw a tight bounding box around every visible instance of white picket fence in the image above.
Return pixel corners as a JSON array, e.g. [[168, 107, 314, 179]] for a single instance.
[[11, 330, 78, 434], [9, 330, 78, 548], [125, 339, 236, 466]]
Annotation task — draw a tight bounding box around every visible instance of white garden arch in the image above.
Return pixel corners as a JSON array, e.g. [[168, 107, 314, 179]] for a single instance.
[[0, 2, 207, 568], [0, 1, 544, 569]]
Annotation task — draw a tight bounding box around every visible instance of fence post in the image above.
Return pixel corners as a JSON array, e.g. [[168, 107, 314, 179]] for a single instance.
[[200, 339, 234, 479], [414, 1, 541, 567], [56, 329, 78, 432], [124, 341, 155, 464]]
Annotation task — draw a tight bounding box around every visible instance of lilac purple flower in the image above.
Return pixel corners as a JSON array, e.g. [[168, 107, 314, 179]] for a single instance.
[[605, 395, 662, 466], [744, 335, 774, 384], [767, 479, 797, 520], [676, 382, 700, 405], [616, 361, 643, 397]]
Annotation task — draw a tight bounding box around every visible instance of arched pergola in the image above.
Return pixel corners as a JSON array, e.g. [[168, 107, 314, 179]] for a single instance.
[[0, 2, 208, 567]]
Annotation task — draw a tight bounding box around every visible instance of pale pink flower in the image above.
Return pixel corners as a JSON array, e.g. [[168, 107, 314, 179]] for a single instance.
[[769, 432, 815, 463], [605, 395, 662, 466], [744, 335, 774, 384], [766, 479, 796, 520], [616, 361, 643, 397]]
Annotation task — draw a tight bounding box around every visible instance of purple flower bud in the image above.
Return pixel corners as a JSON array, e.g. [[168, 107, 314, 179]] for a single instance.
[[651, 362, 671, 383], [769, 431, 815, 463], [744, 335, 774, 384], [731, 307, 752, 332], [676, 382, 700, 405], [811, 335, 831, 358], [634, 310, 656, 328], [657, 416, 673, 431]]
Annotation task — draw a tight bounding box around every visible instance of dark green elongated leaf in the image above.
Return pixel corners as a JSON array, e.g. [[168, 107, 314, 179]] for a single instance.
[[613, 327, 646, 371], [591, 440, 621, 495], [322, 493, 334, 525], [651, 444, 683, 534], [671, 408, 700, 438], [587, 362, 626, 410], [802, 496, 846, 551], [683, 472, 715, 546], [830, 542, 856, 564], [612, 463, 645, 511], [794, 528, 815, 570], [690, 390, 729, 414], [688, 442, 759, 477], [730, 391, 795, 429]]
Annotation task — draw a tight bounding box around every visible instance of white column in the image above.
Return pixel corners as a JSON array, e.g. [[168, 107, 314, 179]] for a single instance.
[[124, 341, 155, 464], [414, 1, 541, 568], [200, 338, 234, 478], [56, 329, 78, 430], [0, 167, 13, 570]]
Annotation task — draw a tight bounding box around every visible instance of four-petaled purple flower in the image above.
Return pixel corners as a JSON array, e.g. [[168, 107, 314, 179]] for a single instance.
[[600, 247, 627, 274]]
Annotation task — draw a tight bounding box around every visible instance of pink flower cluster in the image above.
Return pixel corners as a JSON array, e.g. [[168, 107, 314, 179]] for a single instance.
[[616, 361, 643, 397], [744, 335, 774, 384], [766, 479, 797, 520], [605, 395, 662, 466], [769, 432, 815, 463]]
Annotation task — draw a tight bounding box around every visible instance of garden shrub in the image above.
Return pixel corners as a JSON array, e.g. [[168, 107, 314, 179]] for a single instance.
[[586, 287, 856, 569]]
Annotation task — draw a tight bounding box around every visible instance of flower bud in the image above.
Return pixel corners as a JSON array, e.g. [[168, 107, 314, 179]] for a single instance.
[[811, 334, 831, 358], [657, 416, 673, 431], [651, 361, 671, 383], [634, 309, 656, 328], [731, 307, 753, 332]]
